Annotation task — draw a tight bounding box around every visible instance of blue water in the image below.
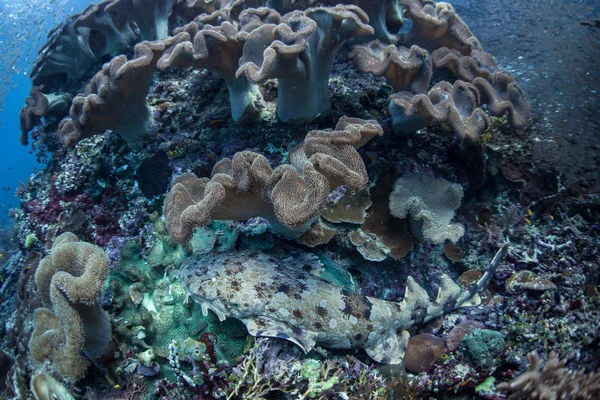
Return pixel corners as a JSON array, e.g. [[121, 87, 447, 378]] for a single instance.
[[0, 0, 92, 225]]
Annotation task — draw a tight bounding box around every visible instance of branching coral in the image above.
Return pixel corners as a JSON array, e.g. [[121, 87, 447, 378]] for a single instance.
[[29, 232, 111, 381], [163, 116, 383, 242], [236, 5, 374, 121], [57, 40, 173, 147], [498, 352, 600, 399]]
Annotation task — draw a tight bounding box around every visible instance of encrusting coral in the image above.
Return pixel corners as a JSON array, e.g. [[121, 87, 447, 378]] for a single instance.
[[29, 232, 111, 381], [164, 116, 383, 242]]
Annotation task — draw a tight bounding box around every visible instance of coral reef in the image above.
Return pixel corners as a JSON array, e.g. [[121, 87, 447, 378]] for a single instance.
[[164, 116, 383, 242], [3, 0, 599, 399]]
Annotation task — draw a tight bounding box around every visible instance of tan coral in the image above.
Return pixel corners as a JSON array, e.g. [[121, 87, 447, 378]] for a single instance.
[[389, 172, 464, 244], [72, 1, 138, 56], [431, 48, 531, 128], [431, 47, 498, 82], [361, 170, 413, 259], [30, 232, 111, 381], [317, 0, 404, 43], [164, 117, 383, 243], [390, 80, 490, 139], [157, 10, 263, 121], [105, 0, 178, 41], [473, 71, 531, 128], [403, 333, 446, 373], [58, 40, 171, 148], [400, 0, 482, 54], [236, 5, 373, 121], [349, 40, 432, 93]]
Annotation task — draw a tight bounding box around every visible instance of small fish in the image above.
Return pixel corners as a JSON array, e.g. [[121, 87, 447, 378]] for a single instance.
[[181, 245, 507, 364]]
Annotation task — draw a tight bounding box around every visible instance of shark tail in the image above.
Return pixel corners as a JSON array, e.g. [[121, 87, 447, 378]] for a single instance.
[[365, 243, 508, 364]]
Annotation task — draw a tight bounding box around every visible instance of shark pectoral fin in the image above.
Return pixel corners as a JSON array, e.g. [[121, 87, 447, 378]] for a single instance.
[[242, 317, 318, 354], [364, 330, 410, 365], [201, 303, 226, 321], [459, 293, 481, 307]]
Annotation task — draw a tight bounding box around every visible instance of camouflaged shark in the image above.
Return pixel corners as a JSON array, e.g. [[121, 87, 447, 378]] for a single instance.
[[180, 245, 507, 364]]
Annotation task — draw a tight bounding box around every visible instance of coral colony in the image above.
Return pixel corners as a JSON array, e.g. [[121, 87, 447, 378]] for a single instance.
[[1, 0, 599, 399]]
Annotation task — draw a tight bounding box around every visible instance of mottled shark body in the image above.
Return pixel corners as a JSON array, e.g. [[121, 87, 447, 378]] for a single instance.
[[181, 246, 506, 364]]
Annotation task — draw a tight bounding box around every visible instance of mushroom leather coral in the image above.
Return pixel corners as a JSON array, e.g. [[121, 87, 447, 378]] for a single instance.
[[400, 0, 482, 54], [164, 117, 383, 243], [349, 40, 433, 93], [389, 172, 464, 243], [157, 10, 264, 121], [29, 232, 111, 381], [236, 5, 374, 121], [318, 0, 405, 44], [390, 80, 490, 139], [57, 40, 173, 148]]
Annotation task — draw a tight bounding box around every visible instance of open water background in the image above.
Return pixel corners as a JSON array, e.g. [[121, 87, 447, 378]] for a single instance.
[[0, 0, 90, 224]]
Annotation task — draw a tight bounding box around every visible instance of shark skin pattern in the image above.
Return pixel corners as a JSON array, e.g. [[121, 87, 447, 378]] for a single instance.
[[180, 245, 507, 364]]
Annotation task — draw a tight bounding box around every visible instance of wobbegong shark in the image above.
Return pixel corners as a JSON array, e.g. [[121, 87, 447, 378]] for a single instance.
[[180, 245, 507, 364]]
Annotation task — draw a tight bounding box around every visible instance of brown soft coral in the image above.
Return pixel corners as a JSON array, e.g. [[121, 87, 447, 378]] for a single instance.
[[473, 71, 531, 128], [390, 80, 490, 139], [164, 117, 383, 243], [29, 233, 111, 381], [57, 40, 172, 148], [431, 47, 531, 127], [157, 10, 264, 121], [19, 87, 71, 146], [317, 0, 404, 43], [236, 5, 373, 121], [400, 0, 482, 54], [431, 47, 498, 81], [349, 40, 432, 93]]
